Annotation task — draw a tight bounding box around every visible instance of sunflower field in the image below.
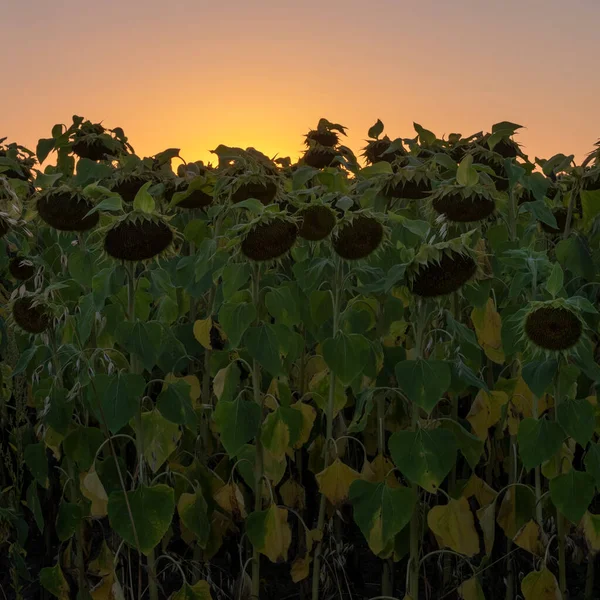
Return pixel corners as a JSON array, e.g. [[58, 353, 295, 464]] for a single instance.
[[0, 116, 599, 600]]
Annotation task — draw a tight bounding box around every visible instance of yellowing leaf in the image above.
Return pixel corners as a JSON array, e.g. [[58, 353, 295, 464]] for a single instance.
[[88, 540, 114, 577], [383, 320, 409, 347], [213, 483, 246, 520], [280, 478, 306, 511], [514, 520, 545, 556], [291, 555, 311, 583], [291, 401, 316, 449], [309, 371, 347, 417], [462, 475, 497, 507], [134, 410, 181, 473], [247, 506, 291, 563], [521, 568, 561, 600], [164, 374, 201, 403], [361, 453, 399, 487], [170, 580, 213, 599], [44, 427, 64, 460], [81, 469, 108, 517], [315, 459, 360, 506], [542, 443, 574, 480], [427, 497, 480, 557], [458, 576, 486, 600], [581, 511, 600, 553], [263, 448, 287, 485], [467, 390, 508, 440], [471, 299, 505, 364], [193, 318, 212, 349], [477, 501, 496, 556]]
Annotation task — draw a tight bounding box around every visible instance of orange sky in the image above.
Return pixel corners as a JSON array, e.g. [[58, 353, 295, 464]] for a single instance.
[[2, 0, 599, 167]]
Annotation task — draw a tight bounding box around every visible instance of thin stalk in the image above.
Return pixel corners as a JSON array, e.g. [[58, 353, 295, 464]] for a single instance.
[[50, 332, 88, 596], [563, 181, 578, 240], [127, 263, 158, 600], [311, 257, 343, 600], [554, 371, 567, 596], [250, 263, 264, 600], [585, 555, 595, 600]]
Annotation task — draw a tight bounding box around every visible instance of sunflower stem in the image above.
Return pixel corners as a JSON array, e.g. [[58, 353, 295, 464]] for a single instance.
[[311, 256, 343, 600], [563, 181, 578, 240], [250, 262, 264, 600], [554, 369, 567, 597], [127, 262, 158, 600]]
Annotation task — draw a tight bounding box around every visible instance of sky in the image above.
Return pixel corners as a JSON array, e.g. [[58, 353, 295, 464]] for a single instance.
[[2, 0, 599, 167]]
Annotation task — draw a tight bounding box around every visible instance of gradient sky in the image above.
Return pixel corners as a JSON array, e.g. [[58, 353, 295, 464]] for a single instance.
[[2, 0, 599, 167]]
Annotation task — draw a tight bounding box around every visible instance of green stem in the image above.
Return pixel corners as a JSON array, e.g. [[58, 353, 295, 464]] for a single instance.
[[311, 257, 342, 600], [554, 371, 567, 597], [563, 181, 578, 240], [250, 263, 264, 600], [127, 263, 158, 600]]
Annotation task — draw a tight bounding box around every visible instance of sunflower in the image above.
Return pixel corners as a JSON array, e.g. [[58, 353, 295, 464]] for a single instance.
[[331, 211, 387, 261], [429, 184, 497, 224], [518, 297, 591, 360], [10, 295, 50, 335], [103, 212, 177, 262], [382, 164, 436, 200], [361, 136, 406, 165], [297, 204, 337, 241], [303, 146, 339, 169], [36, 186, 99, 232], [8, 257, 35, 281], [240, 218, 298, 262], [406, 233, 482, 298]]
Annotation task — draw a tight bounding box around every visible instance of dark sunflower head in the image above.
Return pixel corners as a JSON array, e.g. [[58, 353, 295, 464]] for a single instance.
[[305, 130, 339, 148], [581, 167, 600, 192], [167, 179, 214, 209], [0, 216, 9, 239], [36, 187, 99, 232], [410, 251, 477, 297], [361, 137, 406, 165], [230, 179, 278, 205], [110, 173, 156, 203], [520, 299, 588, 358], [298, 205, 337, 241], [240, 218, 298, 262], [430, 186, 496, 223], [332, 214, 385, 261], [383, 166, 434, 200], [303, 146, 338, 169], [11, 296, 50, 334], [8, 257, 35, 281], [103, 214, 175, 262]]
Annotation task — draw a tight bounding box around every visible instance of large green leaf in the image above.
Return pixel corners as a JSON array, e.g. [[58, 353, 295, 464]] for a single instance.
[[521, 360, 558, 398], [261, 407, 303, 460], [265, 286, 301, 327], [177, 491, 210, 548], [244, 325, 283, 376], [395, 359, 452, 413], [39, 563, 69, 598], [213, 397, 261, 457], [389, 428, 457, 492], [557, 399, 595, 447], [157, 379, 197, 428], [108, 484, 175, 555], [221, 263, 251, 298], [585, 443, 600, 488], [550, 470, 595, 523], [26, 481, 44, 532], [91, 373, 146, 433], [439, 420, 484, 469], [63, 426, 105, 471], [322, 332, 370, 386], [555, 236, 596, 281], [116, 320, 163, 371], [68, 250, 95, 288], [24, 443, 48, 488], [218, 302, 256, 348], [56, 501, 84, 542], [133, 410, 181, 472], [517, 418, 564, 471], [349, 480, 415, 556]]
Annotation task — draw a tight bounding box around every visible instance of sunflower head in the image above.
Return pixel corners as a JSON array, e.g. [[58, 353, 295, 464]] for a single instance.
[[382, 163, 436, 200], [519, 297, 590, 360], [361, 136, 406, 165], [429, 184, 497, 224], [235, 210, 299, 263], [9, 294, 51, 335], [35, 185, 99, 232], [8, 256, 35, 281], [581, 167, 600, 192], [331, 210, 388, 261], [102, 211, 178, 263], [406, 233, 483, 298], [297, 203, 337, 241]]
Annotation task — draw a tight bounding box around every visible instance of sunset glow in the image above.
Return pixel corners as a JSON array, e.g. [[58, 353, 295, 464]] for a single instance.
[[2, 0, 599, 165]]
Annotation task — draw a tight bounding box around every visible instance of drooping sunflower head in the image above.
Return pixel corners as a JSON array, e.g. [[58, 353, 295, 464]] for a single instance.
[[428, 184, 497, 225], [468, 146, 509, 192], [234, 210, 299, 263], [35, 185, 99, 232], [519, 297, 590, 359], [303, 118, 347, 149], [70, 120, 129, 161], [539, 207, 571, 235], [382, 163, 436, 200], [102, 212, 178, 263], [406, 233, 483, 298], [361, 136, 407, 165], [580, 166, 600, 192], [9, 294, 51, 335], [8, 256, 35, 281], [297, 203, 337, 241], [331, 210, 388, 261]]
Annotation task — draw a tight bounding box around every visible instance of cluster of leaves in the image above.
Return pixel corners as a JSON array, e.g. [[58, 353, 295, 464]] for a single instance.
[[0, 116, 599, 600]]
